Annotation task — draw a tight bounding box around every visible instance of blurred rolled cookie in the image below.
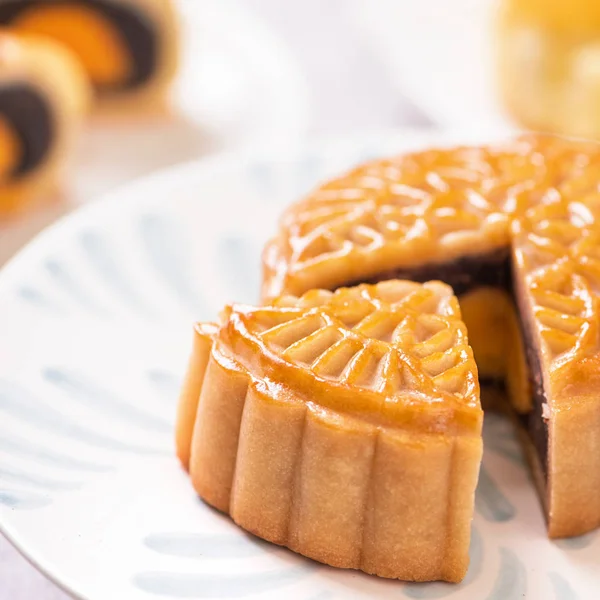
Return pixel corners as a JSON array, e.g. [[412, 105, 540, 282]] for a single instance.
[[0, 0, 179, 114], [0, 31, 89, 217]]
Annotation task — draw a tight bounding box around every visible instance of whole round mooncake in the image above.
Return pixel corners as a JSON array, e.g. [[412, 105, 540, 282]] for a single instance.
[[263, 133, 600, 539]]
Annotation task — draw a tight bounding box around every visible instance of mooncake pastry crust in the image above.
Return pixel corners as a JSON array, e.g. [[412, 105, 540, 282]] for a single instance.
[[177, 281, 483, 582], [262, 134, 600, 538]]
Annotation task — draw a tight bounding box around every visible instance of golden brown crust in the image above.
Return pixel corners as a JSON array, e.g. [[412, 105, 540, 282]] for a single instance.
[[175, 322, 218, 469], [262, 134, 600, 299], [225, 281, 480, 432], [262, 133, 600, 539], [513, 201, 600, 536], [176, 281, 483, 582]]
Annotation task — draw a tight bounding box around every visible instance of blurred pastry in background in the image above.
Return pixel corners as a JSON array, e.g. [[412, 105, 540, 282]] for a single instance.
[[498, 0, 600, 139], [0, 0, 179, 115], [0, 31, 89, 218]]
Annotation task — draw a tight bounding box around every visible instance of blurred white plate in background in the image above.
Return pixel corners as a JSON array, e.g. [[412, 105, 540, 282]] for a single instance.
[[74, 0, 309, 199], [352, 0, 515, 131]]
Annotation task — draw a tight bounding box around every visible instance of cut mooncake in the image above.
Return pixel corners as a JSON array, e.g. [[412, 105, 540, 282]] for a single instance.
[[0, 31, 89, 217], [177, 281, 483, 583], [0, 0, 179, 112], [263, 133, 600, 538]]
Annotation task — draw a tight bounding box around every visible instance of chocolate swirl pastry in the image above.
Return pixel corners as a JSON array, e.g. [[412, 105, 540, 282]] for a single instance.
[[0, 0, 178, 110], [177, 281, 482, 582], [263, 133, 600, 539], [0, 32, 89, 216]]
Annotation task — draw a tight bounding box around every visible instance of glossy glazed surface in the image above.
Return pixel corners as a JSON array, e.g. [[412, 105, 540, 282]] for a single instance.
[[264, 134, 600, 403], [264, 133, 600, 537], [212, 281, 480, 433], [178, 280, 482, 581]]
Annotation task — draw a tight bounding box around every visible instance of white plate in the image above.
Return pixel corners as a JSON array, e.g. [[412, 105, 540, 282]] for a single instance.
[[0, 129, 597, 600]]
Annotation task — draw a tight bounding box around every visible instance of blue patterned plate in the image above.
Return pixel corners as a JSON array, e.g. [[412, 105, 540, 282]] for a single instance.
[[0, 130, 596, 599]]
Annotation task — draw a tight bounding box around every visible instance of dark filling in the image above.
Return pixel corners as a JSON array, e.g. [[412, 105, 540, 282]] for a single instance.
[[0, 84, 53, 177], [0, 0, 157, 93], [514, 272, 549, 480], [345, 247, 512, 296], [341, 248, 549, 480]]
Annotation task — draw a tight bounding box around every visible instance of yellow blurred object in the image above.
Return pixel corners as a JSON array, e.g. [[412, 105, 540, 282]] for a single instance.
[[507, 0, 600, 34], [498, 0, 600, 138]]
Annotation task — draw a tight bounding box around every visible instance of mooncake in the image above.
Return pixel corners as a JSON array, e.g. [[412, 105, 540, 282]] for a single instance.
[[263, 133, 600, 539], [177, 281, 482, 582]]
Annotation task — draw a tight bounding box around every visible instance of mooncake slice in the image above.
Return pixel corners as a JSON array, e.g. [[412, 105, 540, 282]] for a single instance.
[[0, 0, 178, 112], [0, 32, 89, 217], [262, 133, 600, 538], [177, 281, 483, 583], [512, 200, 600, 537]]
